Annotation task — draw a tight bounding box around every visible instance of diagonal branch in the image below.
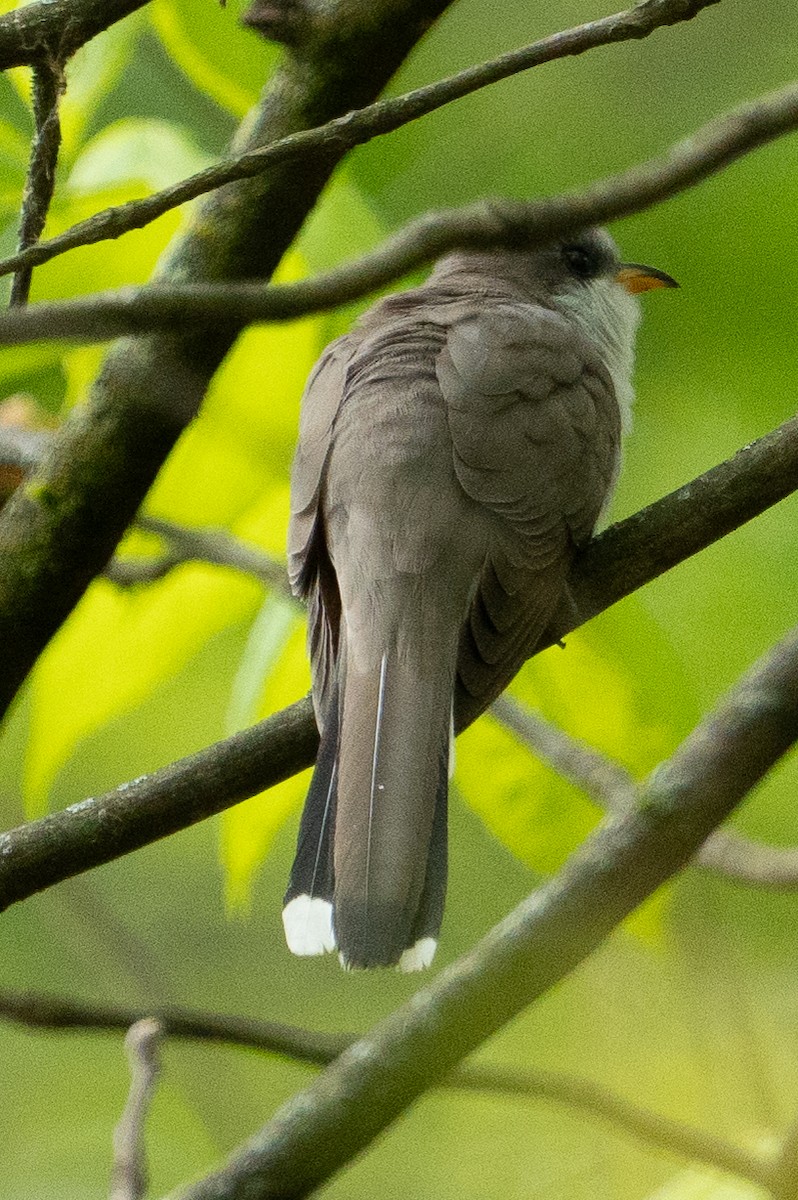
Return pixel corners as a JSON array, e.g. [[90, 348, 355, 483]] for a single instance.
[[492, 695, 798, 889], [2, 415, 798, 912], [158, 624, 798, 1200], [0, 694, 318, 913], [4, 67, 798, 343], [0, 430, 294, 594], [0, 989, 771, 1187], [0, 0, 720, 284], [0, 0, 149, 70]]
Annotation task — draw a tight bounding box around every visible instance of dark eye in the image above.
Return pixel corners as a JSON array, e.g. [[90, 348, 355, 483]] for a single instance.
[[562, 243, 599, 280]]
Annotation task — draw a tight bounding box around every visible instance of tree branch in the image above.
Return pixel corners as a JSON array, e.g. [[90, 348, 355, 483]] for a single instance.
[[3, 416, 798, 912], [5, 63, 798, 343], [492, 694, 798, 890], [0, 0, 149, 70], [0, 989, 771, 1188], [0, 0, 720, 285], [0, 695, 318, 913], [109, 516, 296, 601], [9, 59, 64, 307], [491, 694, 637, 808], [155, 624, 798, 1200]]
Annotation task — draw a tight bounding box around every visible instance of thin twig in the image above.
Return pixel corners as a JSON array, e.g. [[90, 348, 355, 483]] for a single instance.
[[491, 694, 636, 809], [0, 989, 771, 1186], [492, 694, 798, 890], [0, 0, 721, 285], [10, 58, 64, 307], [110, 1019, 163, 1200], [105, 517, 295, 601], [130, 517, 295, 601], [6, 63, 798, 339]]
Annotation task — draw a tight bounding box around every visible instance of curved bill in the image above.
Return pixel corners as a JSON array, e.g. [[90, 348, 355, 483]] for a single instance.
[[617, 263, 679, 294]]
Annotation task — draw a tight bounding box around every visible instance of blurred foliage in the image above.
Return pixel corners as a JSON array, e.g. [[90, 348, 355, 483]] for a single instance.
[[1, 1, 798, 1198]]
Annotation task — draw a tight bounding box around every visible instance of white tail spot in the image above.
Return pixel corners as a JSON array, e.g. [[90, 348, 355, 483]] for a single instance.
[[282, 895, 336, 956], [398, 937, 438, 973]]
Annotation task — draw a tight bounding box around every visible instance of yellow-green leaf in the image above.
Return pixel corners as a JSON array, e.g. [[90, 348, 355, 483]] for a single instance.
[[23, 567, 262, 814], [150, 0, 278, 118], [220, 619, 311, 911]]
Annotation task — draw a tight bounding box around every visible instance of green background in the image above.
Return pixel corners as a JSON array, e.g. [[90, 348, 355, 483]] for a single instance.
[[1, 1, 797, 1196]]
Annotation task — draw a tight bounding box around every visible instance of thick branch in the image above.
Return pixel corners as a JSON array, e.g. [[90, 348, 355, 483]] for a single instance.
[[159, 626, 798, 1200], [492, 694, 798, 889], [0, 0, 720, 284], [0, 989, 770, 1187], [0, 0, 460, 723], [2, 418, 798, 911], [0, 0, 149, 70]]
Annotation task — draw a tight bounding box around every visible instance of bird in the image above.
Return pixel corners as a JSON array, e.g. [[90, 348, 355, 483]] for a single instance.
[[282, 227, 677, 971]]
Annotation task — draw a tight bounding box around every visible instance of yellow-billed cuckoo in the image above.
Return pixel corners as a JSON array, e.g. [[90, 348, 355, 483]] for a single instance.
[[283, 228, 676, 970]]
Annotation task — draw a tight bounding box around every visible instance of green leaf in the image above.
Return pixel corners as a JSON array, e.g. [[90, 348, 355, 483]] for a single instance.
[[456, 598, 698, 942], [149, 0, 279, 117], [225, 593, 297, 736], [644, 1168, 769, 1200], [220, 619, 311, 911], [67, 118, 210, 193], [58, 16, 147, 158], [23, 568, 263, 815]]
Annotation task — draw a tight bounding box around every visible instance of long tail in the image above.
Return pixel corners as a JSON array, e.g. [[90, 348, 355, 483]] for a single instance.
[[283, 649, 451, 970]]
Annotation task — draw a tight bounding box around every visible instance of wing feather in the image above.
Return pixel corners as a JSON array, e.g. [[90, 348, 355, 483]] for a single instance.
[[436, 304, 622, 723]]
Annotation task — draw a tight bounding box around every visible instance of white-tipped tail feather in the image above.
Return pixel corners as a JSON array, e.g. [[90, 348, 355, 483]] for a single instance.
[[282, 895, 336, 956], [398, 936, 438, 973]]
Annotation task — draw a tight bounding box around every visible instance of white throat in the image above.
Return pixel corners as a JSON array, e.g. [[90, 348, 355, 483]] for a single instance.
[[556, 278, 641, 432]]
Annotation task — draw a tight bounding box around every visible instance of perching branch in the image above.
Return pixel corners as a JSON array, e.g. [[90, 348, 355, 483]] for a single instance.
[[492, 695, 798, 889], [0, 989, 771, 1188], [0, 0, 720, 285], [158, 623, 798, 1200], [0, 695, 318, 913], [9, 59, 64, 307], [0, 0, 149, 70], [110, 1019, 163, 1200], [3, 416, 798, 912]]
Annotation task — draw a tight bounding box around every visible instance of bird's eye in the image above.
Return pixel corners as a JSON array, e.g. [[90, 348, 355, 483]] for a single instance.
[[561, 243, 599, 280]]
